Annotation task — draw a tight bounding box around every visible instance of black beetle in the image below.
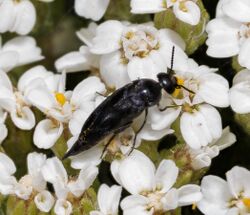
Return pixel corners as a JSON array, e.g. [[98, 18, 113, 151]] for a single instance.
[[63, 47, 193, 159]]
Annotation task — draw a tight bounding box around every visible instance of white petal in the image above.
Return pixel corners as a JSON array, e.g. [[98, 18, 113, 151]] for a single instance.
[[54, 199, 72, 215], [69, 110, 92, 136], [121, 194, 149, 211], [33, 119, 63, 149], [76, 22, 98, 46], [130, 0, 165, 14], [0, 51, 19, 72], [27, 85, 56, 112], [0, 152, 16, 174], [173, 1, 201, 25], [69, 142, 103, 169], [206, 17, 240, 58], [139, 124, 174, 141], [97, 184, 122, 214], [110, 158, 123, 185], [0, 123, 7, 144], [34, 191, 55, 213], [42, 158, 68, 198], [100, 51, 130, 89], [0, 174, 17, 195], [68, 165, 98, 197], [0, 70, 13, 91], [74, 0, 110, 21], [27, 152, 46, 173], [177, 184, 202, 206], [216, 0, 230, 17], [155, 160, 179, 193], [90, 20, 124, 54], [230, 82, 250, 114], [71, 76, 106, 106], [128, 56, 161, 81], [10, 1, 36, 35], [158, 29, 186, 51], [118, 151, 155, 194], [0, 0, 15, 33], [10, 106, 35, 130], [2, 36, 43, 66], [181, 105, 222, 149], [190, 152, 212, 170], [199, 175, 232, 207], [197, 199, 229, 215], [18, 65, 52, 93], [148, 106, 180, 131], [161, 188, 178, 211], [15, 178, 33, 200], [200, 104, 222, 138], [213, 126, 236, 151], [226, 166, 250, 198], [27, 152, 46, 191], [232, 69, 250, 85], [55, 49, 93, 73], [238, 38, 250, 70], [223, 0, 250, 22], [198, 73, 230, 107]]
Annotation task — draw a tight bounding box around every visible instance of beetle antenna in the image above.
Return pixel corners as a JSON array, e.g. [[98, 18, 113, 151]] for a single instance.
[[170, 46, 175, 71], [178, 85, 195, 94], [167, 46, 175, 75]]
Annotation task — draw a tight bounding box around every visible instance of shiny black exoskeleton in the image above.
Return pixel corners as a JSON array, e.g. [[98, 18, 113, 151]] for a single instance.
[[63, 47, 185, 159]]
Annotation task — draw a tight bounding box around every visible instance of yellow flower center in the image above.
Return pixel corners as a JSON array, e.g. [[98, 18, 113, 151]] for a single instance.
[[243, 198, 250, 208], [55, 92, 66, 106]]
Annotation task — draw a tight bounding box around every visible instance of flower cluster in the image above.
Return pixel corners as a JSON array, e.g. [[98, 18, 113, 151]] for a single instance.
[[0, 0, 250, 215]]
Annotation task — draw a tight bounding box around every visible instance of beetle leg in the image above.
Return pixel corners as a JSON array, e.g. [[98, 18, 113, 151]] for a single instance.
[[96, 92, 107, 97], [157, 104, 182, 112], [100, 122, 132, 159], [128, 108, 148, 155], [100, 134, 116, 159]]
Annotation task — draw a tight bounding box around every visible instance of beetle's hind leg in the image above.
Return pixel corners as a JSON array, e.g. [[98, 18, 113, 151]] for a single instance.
[[128, 108, 148, 156], [100, 134, 116, 159], [96, 92, 107, 97]]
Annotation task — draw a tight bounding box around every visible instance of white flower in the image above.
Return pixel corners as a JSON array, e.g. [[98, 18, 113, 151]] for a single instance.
[[41, 156, 98, 214], [229, 69, 250, 114], [111, 150, 202, 214], [188, 126, 236, 170], [198, 166, 250, 215], [15, 152, 47, 200], [67, 127, 143, 170], [83, 20, 188, 89], [148, 59, 229, 148], [206, 0, 250, 69], [0, 0, 36, 35], [0, 68, 41, 130], [74, 0, 110, 21], [26, 67, 106, 148], [34, 190, 55, 213], [0, 152, 17, 195], [90, 184, 122, 215], [130, 0, 201, 25], [0, 36, 44, 72]]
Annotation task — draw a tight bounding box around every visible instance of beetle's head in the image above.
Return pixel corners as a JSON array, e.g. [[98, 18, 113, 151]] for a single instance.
[[157, 72, 177, 94]]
